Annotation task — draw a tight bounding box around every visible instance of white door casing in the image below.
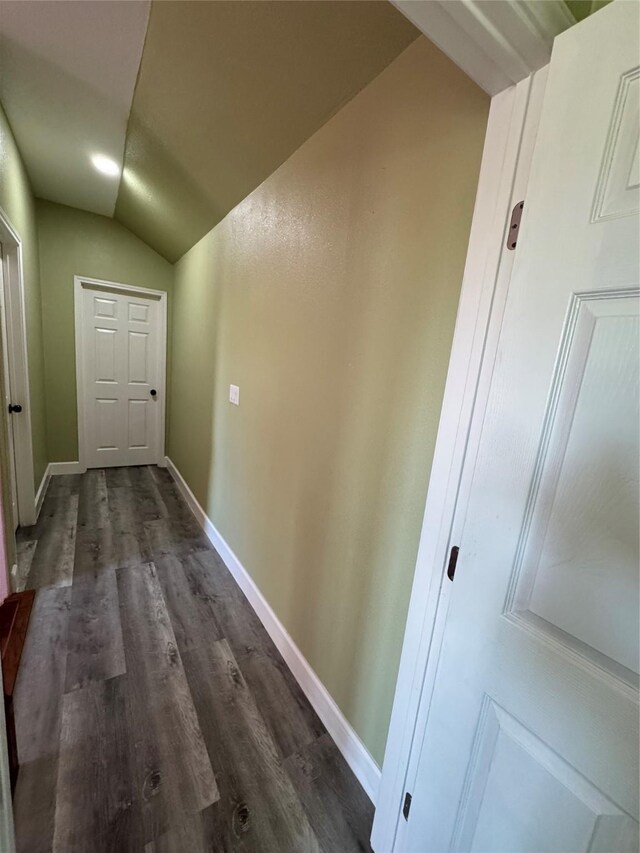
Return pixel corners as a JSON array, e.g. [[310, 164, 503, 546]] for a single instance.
[[400, 3, 639, 851], [0, 207, 37, 529], [75, 277, 167, 469], [0, 243, 19, 530]]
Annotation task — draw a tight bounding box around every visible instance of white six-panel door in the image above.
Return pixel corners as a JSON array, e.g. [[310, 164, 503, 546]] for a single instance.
[[77, 279, 166, 469], [403, 3, 639, 851]]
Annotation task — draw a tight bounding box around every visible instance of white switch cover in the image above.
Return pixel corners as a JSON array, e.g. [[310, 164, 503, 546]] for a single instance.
[[229, 384, 240, 405]]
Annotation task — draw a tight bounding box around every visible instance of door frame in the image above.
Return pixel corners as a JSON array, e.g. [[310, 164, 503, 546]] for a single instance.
[[0, 243, 19, 532], [0, 205, 38, 530], [74, 275, 168, 472], [371, 67, 549, 851]]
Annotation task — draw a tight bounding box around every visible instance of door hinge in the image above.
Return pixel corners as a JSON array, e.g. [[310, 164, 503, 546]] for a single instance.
[[507, 200, 524, 250], [403, 791, 412, 821], [447, 545, 459, 582]]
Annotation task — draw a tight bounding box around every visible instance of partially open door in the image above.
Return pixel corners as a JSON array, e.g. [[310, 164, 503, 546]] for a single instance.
[[401, 2, 639, 850]]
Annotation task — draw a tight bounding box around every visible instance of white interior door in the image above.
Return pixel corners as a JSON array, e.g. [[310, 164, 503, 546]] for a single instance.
[[403, 3, 639, 851], [79, 282, 165, 469], [0, 243, 19, 531]]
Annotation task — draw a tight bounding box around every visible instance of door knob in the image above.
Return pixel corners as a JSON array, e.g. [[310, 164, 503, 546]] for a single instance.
[[150, 389, 157, 397], [8, 404, 22, 413]]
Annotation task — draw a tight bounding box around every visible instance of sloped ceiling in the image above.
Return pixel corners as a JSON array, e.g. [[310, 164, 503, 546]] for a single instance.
[[0, 0, 419, 262], [117, 1, 419, 261], [0, 0, 150, 216]]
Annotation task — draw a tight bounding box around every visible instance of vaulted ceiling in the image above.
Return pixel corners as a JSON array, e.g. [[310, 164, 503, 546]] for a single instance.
[[0, 1, 150, 217], [0, 0, 419, 261]]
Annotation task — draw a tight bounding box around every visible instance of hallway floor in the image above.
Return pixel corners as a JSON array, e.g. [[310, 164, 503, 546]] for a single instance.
[[11, 466, 373, 853]]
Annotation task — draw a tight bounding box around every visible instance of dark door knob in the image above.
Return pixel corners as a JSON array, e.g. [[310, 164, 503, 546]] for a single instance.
[[8, 404, 22, 413], [150, 389, 157, 397]]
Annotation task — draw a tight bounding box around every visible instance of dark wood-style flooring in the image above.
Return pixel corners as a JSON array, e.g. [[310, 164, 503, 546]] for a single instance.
[[12, 466, 374, 853]]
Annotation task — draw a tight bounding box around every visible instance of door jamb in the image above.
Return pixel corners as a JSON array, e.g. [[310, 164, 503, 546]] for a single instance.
[[0, 246, 19, 532], [371, 67, 549, 851], [74, 275, 168, 472], [0, 205, 38, 529]]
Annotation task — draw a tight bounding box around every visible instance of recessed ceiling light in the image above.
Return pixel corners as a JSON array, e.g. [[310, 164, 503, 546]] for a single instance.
[[91, 154, 120, 177]]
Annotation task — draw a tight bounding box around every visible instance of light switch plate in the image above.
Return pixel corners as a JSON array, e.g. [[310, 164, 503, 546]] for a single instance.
[[229, 384, 240, 405]]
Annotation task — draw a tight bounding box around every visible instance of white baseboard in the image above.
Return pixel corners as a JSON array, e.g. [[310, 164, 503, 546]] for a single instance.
[[34, 461, 85, 521], [48, 461, 85, 475], [34, 467, 51, 521], [165, 455, 381, 804]]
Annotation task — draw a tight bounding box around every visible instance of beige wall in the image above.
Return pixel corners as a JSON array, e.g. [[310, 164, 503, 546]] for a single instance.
[[36, 200, 174, 463], [169, 37, 488, 763], [0, 102, 48, 493]]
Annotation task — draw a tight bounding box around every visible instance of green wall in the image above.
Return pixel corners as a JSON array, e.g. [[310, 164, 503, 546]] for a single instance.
[[0, 102, 48, 492], [168, 37, 488, 764], [565, 0, 612, 22], [36, 200, 174, 463]]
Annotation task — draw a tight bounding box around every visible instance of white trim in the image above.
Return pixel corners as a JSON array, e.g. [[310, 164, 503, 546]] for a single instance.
[[371, 66, 549, 853], [0, 204, 38, 527], [34, 464, 51, 521], [48, 461, 85, 475], [0, 252, 19, 530], [164, 455, 381, 804], [392, 0, 573, 95], [35, 461, 85, 519], [74, 275, 167, 471]]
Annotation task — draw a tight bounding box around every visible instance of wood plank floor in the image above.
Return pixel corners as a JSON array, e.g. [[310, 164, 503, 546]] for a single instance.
[[12, 466, 374, 853]]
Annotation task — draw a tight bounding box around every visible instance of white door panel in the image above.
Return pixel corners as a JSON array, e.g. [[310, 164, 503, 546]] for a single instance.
[[79, 282, 164, 468], [455, 700, 636, 853], [127, 399, 149, 450], [516, 293, 639, 676], [94, 327, 117, 382], [128, 331, 150, 384], [592, 68, 639, 223], [128, 301, 149, 323], [93, 295, 117, 318], [404, 3, 639, 851], [95, 397, 119, 451]]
